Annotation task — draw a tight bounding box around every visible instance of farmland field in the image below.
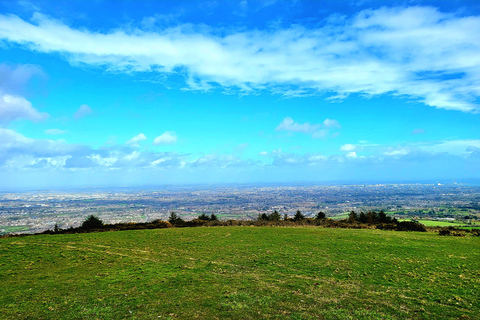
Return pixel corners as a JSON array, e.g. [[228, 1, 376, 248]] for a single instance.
[[1, 227, 479, 319]]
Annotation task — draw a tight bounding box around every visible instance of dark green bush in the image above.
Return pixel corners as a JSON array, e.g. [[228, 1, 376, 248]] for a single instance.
[[438, 228, 451, 236], [81, 215, 103, 230], [396, 221, 426, 232]]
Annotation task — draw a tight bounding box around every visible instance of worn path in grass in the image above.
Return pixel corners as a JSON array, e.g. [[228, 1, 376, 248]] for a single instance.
[[1, 227, 479, 319]]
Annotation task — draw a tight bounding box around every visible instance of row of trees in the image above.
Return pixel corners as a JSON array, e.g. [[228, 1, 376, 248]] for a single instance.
[[258, 210, 326, 222], [168, 212, 218, 226], [44, 209, 436, 236], [348, 210, 396, 224]]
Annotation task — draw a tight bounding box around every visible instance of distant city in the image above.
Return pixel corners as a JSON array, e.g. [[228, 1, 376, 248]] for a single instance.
[[1, 182, 479, 235]]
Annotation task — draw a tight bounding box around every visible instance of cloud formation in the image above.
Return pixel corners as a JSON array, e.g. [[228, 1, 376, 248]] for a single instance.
[[0, 7, 478, 112], [126, 133, 147, 147], [153, 131, 177, 145], [276, 117, 319, 133], [0, 93, 48, 124], [0, 64, 48, 124], [276, 117, 340, 138]]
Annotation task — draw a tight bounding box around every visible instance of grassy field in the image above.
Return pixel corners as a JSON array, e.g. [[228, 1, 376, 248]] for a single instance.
[[1, 227, 479, 319], [0, 225, 31, 235], [415, 219, 467, 227], [402, 219, 480, 228]]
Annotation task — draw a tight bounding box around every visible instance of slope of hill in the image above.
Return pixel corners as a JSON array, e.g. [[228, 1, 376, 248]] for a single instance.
[[1, 227, 479, 319]]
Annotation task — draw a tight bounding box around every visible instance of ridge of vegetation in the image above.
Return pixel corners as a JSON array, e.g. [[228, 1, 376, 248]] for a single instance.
[[3, 209, 480, 239]]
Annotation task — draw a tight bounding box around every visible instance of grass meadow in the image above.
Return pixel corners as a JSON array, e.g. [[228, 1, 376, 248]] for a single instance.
[[1, 227, 479, 319]]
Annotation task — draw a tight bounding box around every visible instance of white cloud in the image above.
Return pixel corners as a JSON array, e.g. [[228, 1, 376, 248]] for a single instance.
[[45, 129, 66, 135], [88, 154, 118, 167], [0, 7, 478, 111], [276, 117, 320, 133], [0, 93, 48, 124], [384, 149, 410, 157], [153, 131, 177, 145], [259, 151, 268, 156], [126, 133, 147, 147], [346, 151, 358, 159], [340, 144, 356, 152], [323, 119, 341, 129], [276, 117, 340, 139], [74, 104, 92, 120], [124, 151, 140, 161]]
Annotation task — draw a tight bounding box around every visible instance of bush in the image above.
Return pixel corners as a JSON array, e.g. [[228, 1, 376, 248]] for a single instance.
[[315, 211, 326, 220], [396, 221, 426, 232], [81, 215, 103, 230], [438, 228, 451, 236]]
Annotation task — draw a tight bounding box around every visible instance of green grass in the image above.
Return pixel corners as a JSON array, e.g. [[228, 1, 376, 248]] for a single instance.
[[1, 227, 479, 319], [331, 212, 349, 220], [416, 219, 467, 227], [0, 225, 31, 235]]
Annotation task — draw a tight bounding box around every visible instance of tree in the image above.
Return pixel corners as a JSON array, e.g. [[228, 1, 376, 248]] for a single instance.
[[348, 211, 358, 223], [54, 223, 60, 232], [210, 213, 218, 221], [293, 210, 305, 222], [168, 212, 184, 225], [378, 210, 392, 223], [358, 212, 367, 223], [198, 213, 210, 221], [315, 211, 326, 220], [81, 215, 103, 230], [258, 213, 270, 221], [270, 210, 281, 221], [283, 213, 289, 221]]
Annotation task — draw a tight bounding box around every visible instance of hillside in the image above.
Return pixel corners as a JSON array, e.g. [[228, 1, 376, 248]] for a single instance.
[[1, 227, 479, 319]]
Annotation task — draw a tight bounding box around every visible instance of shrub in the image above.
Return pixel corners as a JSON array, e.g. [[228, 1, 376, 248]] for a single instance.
[[81, 215, 103, 230], [396, 221, 427, 232], [438, 228, 451, 236], [315, 211, 326, 220]]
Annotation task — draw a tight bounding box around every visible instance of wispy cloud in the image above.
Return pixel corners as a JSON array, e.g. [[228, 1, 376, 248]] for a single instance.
[[73, 104, 92, 120], [0, 7, 478, 112], [45, 129, 66, 135], [126, 133, 147, 147]]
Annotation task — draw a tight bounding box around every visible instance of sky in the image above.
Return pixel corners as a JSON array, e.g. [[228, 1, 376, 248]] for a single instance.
[[0, 0, 479, 190]]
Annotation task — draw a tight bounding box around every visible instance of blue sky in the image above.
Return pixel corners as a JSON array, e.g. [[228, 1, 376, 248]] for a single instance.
[[0, 0, 479, 189]]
